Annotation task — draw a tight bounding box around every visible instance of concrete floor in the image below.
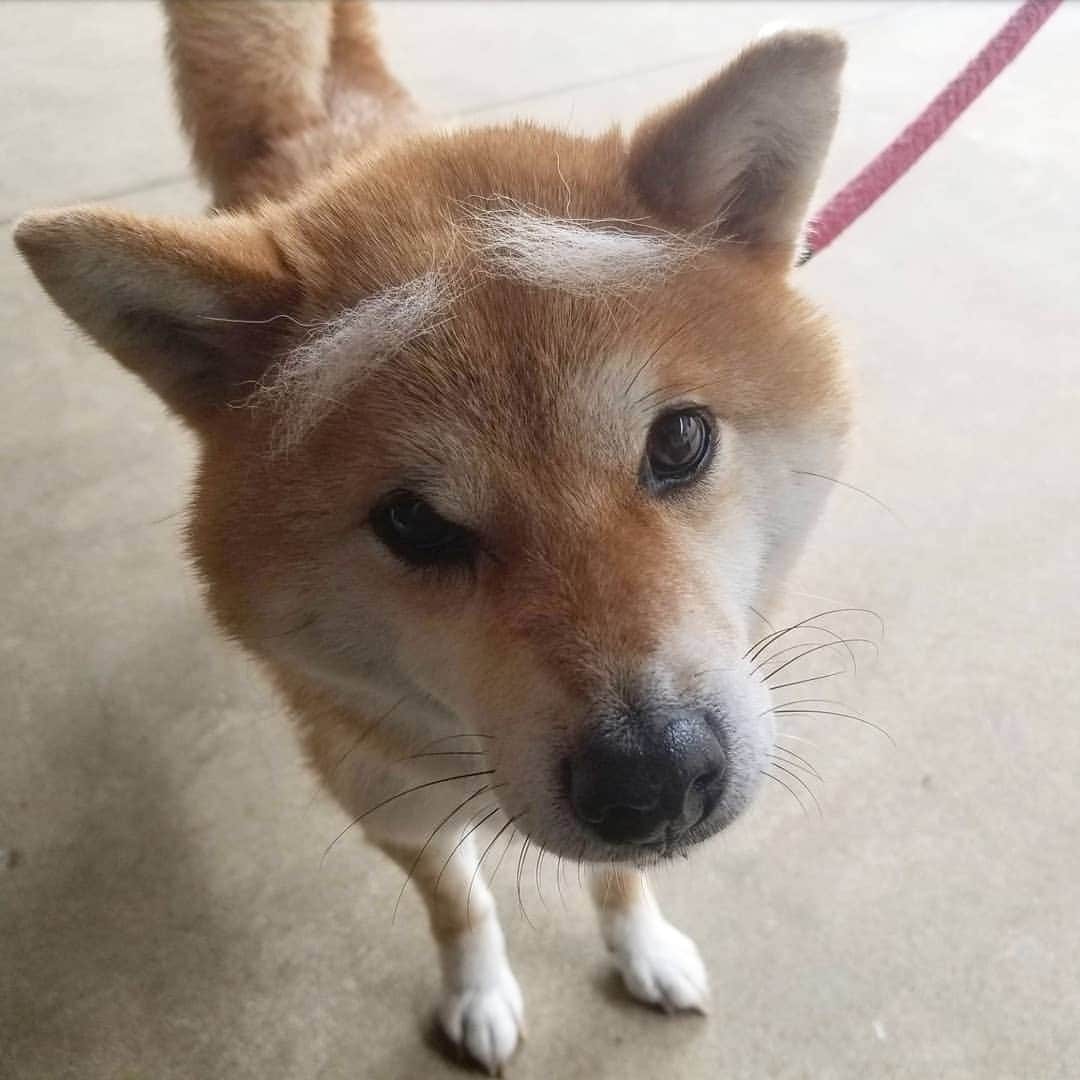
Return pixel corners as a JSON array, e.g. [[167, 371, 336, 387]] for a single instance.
[[2, 3, 1079, 1078]]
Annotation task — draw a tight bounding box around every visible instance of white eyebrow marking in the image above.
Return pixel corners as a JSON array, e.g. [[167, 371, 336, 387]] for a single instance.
[[468, 205, 701, 297], [253, 271, 450, 452], [250, 206, 698, 452]]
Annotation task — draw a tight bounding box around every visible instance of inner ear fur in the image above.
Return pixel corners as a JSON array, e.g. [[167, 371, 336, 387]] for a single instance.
[[14, 206, 300, 428], [628, 29, 846, 262]]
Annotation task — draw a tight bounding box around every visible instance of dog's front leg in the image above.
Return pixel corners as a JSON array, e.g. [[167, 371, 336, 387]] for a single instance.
[[590, 866, 710, 1014], [370, 821, 524, 1074]]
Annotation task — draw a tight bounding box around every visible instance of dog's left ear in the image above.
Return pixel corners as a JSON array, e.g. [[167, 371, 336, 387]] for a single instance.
[[628, 29, 845, 264], [14, 206, 299, 430]]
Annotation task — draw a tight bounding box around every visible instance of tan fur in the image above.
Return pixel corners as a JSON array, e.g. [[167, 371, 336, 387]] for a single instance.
[[14, 7, 851, 1068], [378, 838, 488, 943], [165, 0, 414, 209], [590, 865, 647, 913]]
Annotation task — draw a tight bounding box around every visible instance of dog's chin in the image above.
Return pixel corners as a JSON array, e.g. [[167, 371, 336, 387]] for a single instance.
[[512, 783, 761, 868]]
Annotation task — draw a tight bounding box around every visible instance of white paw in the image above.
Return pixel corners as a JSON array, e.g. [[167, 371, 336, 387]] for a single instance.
[[607, 914, 710, 1015], [438, 966, 525, 1075]]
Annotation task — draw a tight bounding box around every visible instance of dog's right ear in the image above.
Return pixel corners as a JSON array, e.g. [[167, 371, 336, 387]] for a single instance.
[[628, 29, 846, 266], [14, 207, 299, 430]]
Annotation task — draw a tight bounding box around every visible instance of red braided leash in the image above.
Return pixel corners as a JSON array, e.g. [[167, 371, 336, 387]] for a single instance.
[[801, 0, 1063, 264]]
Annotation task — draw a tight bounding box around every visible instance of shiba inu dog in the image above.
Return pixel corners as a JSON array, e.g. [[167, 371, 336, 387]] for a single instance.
[[15, 2, 850, 1072]]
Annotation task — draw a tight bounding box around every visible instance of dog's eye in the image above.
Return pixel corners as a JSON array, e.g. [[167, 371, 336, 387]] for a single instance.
[[371, 491, 474, 567], [645, 408, 713, 487]]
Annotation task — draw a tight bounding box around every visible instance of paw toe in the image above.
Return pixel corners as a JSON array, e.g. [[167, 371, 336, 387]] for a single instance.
[[613, 918, 710, 1015], [439, 975, 524, 1074]]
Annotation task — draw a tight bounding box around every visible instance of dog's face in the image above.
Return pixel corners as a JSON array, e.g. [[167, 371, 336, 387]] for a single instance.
[[16, 31, 849, 862]]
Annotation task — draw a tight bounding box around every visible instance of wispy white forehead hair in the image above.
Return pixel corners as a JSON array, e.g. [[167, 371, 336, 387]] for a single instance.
[[258, 206, 700, 448], [468, 204, 700, 297], [254, 271, 450, 450]]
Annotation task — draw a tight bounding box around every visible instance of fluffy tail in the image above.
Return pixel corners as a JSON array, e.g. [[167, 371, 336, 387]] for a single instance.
[[164, 0, 414, 209]]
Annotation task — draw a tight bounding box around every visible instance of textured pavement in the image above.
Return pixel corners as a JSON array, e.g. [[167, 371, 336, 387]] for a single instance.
[[2, 3, 1078, 1078]]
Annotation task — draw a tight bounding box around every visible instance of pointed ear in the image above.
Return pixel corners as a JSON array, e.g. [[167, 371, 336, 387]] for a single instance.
[[14, 207, 299, 428], [628, 30, 846, 262]]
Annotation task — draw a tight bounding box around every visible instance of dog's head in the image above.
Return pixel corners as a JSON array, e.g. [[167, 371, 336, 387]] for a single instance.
[[16, 32, 850, 862]]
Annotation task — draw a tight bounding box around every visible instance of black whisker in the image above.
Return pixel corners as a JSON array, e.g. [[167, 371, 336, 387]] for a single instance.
[[761, 638, 876, 684], [769, 761, 822, 815], [554, 854, 568, 910], [793, 469, 902, 524], [399, 750, 487, 763], [640, 376, 727, 413], [756, 623, 877, 678], [632, 379, 684, 410], [773, 708, 895, 745], [764, 697, 858, 717], [751, 637, 847, 678], [769, 670, 846, 692], [333, 695, 410, 778], [462, 800, 501, 832], [697, 619, 870, 684], [746, 607, 884, 664], [392, 784, 492, 922], [410, 732, 495, 753], [769, 746, 822, 781], [516, 836, 536, 928], [761, 768, 807, 815], [146, 507, 185, 526], [488, 825, 519, 889], [623, 310, 711, 398], [433, 806, 501, 905], [321, 768, 494, 867], [534, 846, 548, 912], [467, 814, 518, 927], [774, 707, 874, 722]]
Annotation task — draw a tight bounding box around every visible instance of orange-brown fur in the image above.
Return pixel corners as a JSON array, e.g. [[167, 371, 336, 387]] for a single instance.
[[15, 5, 851, 1070], [590, 865, 648, 913], [170, 119, 846, 783], [165, 0, 414, 209]]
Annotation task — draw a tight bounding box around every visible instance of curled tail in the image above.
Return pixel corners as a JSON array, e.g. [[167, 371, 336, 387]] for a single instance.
[[165, 0, 414, 209]]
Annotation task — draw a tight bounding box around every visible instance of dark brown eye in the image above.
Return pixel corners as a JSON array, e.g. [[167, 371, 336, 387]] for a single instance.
[[645, 409, 713, 486], [371, 491, 474, 567]]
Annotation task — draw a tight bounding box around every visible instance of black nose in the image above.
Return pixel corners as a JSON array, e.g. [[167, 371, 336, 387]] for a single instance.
[[567, 710, 726, 846]]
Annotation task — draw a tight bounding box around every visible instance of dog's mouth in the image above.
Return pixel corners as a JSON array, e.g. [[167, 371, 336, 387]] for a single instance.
[[525, 706, 753, 861], [515, 803, 737, 867], [477, 692, 771, 865], [612, 792, 752, 864], [493, 761, 754, 868]]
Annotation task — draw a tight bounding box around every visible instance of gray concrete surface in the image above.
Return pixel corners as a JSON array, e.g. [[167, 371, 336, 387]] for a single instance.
[[2, 3, 1078, 1078]]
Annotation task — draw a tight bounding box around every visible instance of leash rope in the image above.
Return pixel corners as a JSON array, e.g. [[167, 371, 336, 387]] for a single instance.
[[800, 0, 1063, 263]]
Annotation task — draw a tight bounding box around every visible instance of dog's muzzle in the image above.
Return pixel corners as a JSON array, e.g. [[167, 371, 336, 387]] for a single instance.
[[564, 708, 727, 847]]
